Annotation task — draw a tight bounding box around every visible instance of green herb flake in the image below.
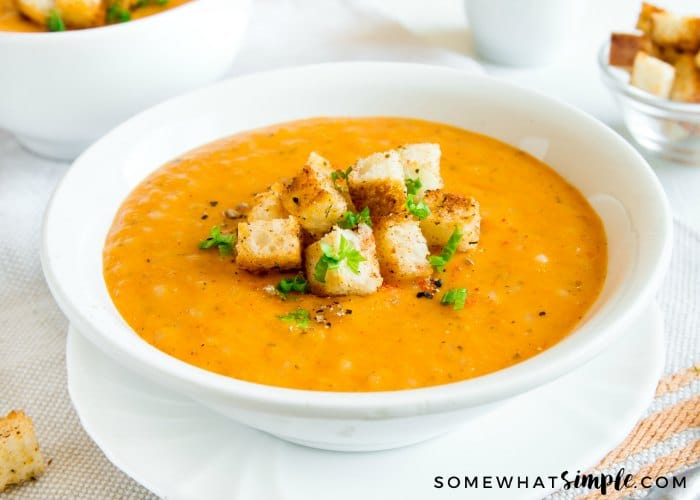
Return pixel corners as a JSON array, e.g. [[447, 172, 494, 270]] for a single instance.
[[46, 9, 66, 31], [198, 225, 235, 256], [331, 167, 352, 192], [277, 308, 311, 329], [441, 288, 467, 310], [337, 206, 372, 229], [276, 275, 309, 299], [405, 177, 430, 219], [429, 227, 463, 272], [314, 235, 365, 283], [405, 177, 422, 196], [106, 4, 132, 23]]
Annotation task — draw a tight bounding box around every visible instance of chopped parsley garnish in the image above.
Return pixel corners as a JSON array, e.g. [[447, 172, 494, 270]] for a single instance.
[[429, 227, 463, 272], [405, 178, 421, 196], [331, 167, 352, 192], [314, 235, 365, 283], [277, 308, 311, 329], [198, 225, 235, 256], [106, 4, 132, 23], [441, 288, 467, 310], [276, 275, 309, 299], [405, 178, 430, 219], [47, 9, 66, 31], [337, 207, 372, 229]]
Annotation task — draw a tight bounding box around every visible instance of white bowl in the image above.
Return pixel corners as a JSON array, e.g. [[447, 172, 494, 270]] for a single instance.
[[0, 0, 250, 160], [41, 63, 672, 451]]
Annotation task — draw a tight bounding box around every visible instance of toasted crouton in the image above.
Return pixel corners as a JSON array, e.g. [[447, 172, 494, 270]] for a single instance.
[[671, 54, 700, 102], [15, 0, 55, 26], [305, 224, 382, 296], [56, 0, 104, 28], [630, 52, 676, 98], [609, 33, 653, 68], [420, 190, 480, 252], [397, 143, 443, 198], [17, 0, 105, 29], [1, 411, 46, 492], [374, 214, 431, 281], [650, 12, 700, 52], [247, 182, 288, 221], [236, 216, 302, 272], [281, 153, 349, 238], [348, 150, 407, 216], [636, 2, 666, 34]]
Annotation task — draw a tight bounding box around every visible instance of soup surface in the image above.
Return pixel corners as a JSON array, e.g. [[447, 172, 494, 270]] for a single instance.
[[104, 117, 607, 392], [0, 0, 189, 32]]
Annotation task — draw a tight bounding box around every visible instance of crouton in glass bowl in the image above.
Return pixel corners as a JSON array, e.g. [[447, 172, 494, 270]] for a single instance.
[[599, 39, 700, 165]]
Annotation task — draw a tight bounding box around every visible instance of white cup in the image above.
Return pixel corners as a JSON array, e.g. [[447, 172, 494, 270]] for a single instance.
[[464, 0, 584, 66]]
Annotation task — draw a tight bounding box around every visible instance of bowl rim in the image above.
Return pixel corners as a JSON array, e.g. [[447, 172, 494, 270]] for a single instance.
[[0, 0, 231, 40], [598, 37, 700, 113], [41, 61, 674, 418]]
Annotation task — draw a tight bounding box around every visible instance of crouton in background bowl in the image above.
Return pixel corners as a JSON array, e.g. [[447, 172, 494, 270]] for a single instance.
[[600, 39, 700, 165], [41, 63, 672, 451], [0, 0, 250, 161]]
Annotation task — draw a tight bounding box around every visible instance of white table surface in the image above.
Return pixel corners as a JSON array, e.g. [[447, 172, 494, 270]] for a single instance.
[[373, 0, 700, 232]]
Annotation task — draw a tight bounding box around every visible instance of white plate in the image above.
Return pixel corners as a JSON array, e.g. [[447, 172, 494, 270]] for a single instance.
[[67, 303, 664, 500]]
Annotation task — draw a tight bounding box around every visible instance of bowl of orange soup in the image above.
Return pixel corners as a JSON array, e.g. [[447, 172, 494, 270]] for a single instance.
[[41, 63, 672, 451], [0, 0, 249, 160]]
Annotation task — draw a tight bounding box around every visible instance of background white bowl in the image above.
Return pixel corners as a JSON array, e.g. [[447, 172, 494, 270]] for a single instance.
[[0, 0, 250, 160], [41, 63, 672, 451]]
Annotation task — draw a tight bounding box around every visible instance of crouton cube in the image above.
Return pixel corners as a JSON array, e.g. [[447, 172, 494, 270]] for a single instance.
[[374, 214, 431, 281], [348, 150, 407, 216], [609, 33, 653, 68], [17, 0, 105, 29], [671, 54, 700, 102], [636, 2, 666, 34], [305, 224, 382, 296], [630, 52, 676, 98], [650, 12, 700, 52], [56, 0, 104, 28], [1, 410, 46, 492], [397, 143, 443, 198], [236, 216, 302, 272], [247, 182, 288, 221], [281, 153, 349, 237], [420, 190, 480, 252]]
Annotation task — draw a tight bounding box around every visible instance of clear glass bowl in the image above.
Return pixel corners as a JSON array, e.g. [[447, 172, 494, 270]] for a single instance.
[[599, 40, 700, 165]]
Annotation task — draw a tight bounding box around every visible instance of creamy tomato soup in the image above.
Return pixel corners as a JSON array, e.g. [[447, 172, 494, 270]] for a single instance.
[[103, 117, 607, 392]]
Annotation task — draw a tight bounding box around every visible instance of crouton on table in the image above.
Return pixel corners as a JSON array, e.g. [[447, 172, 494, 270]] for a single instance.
[[420, 190, 480, 252], [305, 223, 382, 296], [1, 410, 46, 492], [247, 182, 288, 221], [374, 214, 431, 281], [630, 51, 676, 98], [348, 150, 407, 216], [236, 216, 302, 272], [282, 153, 349, 237], [397, 143, 443, 198]]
